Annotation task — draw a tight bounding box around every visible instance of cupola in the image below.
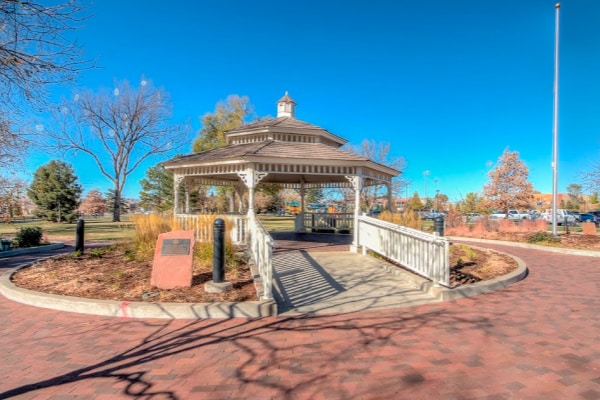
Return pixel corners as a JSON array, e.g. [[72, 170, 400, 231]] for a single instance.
[[276, 91, 296, 118]]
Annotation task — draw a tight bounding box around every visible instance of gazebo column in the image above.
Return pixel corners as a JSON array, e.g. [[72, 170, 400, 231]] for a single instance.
[[235, 183, 245, 214], [237, 167, 268, 218], [173, 174, 184, 215], [386, 181, 393, 212], [298, 179, 306, 233], [346, 175, 363, 253], [184, 184, 191, 213]]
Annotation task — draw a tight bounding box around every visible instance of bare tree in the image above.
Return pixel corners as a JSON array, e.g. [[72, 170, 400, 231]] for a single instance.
[[582, 160, 600, 196], [0, 118, 21, 169], [343, 140, 407, 211], [0, 175, 28, 222], [0, 0, 87, 109], [46, 78, 187, 222], [0, 0, 89, 169], [483, 148, 534, 216]]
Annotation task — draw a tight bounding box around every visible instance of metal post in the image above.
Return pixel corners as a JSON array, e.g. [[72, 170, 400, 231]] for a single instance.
[[434, 215, 444, 236], [75, 218, 85, 253], [213, 218, 225, 283], [551, 3, 561, 236]]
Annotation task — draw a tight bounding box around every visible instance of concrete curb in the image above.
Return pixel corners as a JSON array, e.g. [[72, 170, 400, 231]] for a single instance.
[[372, 245, 528, 303], [0, 265, 277, 319], [428, 246, 528, 301], [0, 239, 542, 319], [447, 236, 600, 257], [0, 242, 65, 258]]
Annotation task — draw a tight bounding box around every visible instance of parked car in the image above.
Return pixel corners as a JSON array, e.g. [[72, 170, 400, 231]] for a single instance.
[[490, 210, 530, 220], [508, 210, 531, 220], [567, 210, 581, 222], [541, 209, 577, 225], [579, 213, 598, 225], [588, 210, 600, 221], [489, 211, 506, 219], [464, 213, 482, 223]]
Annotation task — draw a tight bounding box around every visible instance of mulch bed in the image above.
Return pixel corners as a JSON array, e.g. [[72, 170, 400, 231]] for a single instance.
[[11, 246, 258, 303]]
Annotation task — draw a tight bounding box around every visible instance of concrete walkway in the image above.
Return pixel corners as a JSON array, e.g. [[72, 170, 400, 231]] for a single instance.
[[273, 250, 438, 315], [0, 240, 599, 398]]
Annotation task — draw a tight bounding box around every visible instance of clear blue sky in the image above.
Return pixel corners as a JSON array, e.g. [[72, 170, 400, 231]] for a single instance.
[[26, 0, 600, 202]]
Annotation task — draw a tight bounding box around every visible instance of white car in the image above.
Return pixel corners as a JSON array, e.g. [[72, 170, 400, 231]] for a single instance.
[[541, 209, 576, 225]]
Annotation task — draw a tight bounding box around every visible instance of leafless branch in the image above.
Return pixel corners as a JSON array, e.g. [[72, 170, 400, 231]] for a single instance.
[[43, 78, 188, 221]]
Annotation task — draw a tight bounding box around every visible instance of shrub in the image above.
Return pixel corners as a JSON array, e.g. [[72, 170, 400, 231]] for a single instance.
[[131, 213, 238, 266], [14, 226, 43, 248], [526, 231, 561, 244], [379, 210, 423, 230]]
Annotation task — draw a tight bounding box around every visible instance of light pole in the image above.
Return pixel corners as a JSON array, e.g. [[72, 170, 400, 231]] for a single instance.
[[551, 3, 560, 236], [423, 170, 430, 202]]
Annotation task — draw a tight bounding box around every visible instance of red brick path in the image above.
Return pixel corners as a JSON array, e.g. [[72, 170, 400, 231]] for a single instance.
[[0, 242, 599, 399]]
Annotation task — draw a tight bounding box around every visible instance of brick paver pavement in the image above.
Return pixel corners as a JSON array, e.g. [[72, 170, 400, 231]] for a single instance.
[[0, 242, 599, 399]]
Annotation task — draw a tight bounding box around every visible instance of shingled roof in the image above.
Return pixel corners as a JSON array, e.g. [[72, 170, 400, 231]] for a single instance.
[[225, 116, 347, 147], [163, 140, 371, 166], [162, 92, 399, 186]]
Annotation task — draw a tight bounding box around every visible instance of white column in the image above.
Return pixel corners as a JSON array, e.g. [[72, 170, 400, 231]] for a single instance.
[[386, 182, 393, 212], [237, 167, 268, 218], [173, 174, 184, 215], [184, 185, 190, 213], [235, 183, 245, 214], [299, 178, 306, 233], [346, 175, 363, 253]]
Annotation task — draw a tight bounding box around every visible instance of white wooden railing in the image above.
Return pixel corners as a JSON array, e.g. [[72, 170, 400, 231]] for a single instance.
[[295, 212, 354, 233], [247, 215, 276, 300], [357, 215, 450, 287], [175, 214, 247, 245]]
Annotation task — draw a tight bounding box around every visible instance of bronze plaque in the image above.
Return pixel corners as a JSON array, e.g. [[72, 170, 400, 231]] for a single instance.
[[161, 239, 191, 256]]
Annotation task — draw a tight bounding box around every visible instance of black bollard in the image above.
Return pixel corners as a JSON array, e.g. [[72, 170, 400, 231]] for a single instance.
[[433, 215, 444, 236], [213, 218, 225, 283], [75, 218, 85, 253]]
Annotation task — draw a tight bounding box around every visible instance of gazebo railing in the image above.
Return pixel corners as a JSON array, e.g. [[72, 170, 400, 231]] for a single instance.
[[247, 216, 276, 300], [175, 214, 247, 245], [357, 215, 450, 287], [295, 212, 354, 233]]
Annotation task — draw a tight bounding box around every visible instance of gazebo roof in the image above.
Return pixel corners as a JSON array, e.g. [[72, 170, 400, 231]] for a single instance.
[[165, 140, 367, 165], [225, 116, 347, 147], [162, 92, 399, 188]]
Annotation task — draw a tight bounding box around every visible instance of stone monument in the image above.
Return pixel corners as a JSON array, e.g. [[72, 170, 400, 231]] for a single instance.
[[151, 230, 195, 289]]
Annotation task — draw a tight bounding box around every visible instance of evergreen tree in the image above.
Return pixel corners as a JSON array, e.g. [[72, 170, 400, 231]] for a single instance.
[[105, 189, 129, 215], [407, 191, 423, 211], [456, 192, 485, 213], [139, 165, 174, 212], [192, 95, 255, 212], [28, 160, 82, 223], [306, 188, 325, 206]]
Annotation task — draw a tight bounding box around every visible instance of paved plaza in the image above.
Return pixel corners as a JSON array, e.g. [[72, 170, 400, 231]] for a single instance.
[[0, 241, 599, 399]]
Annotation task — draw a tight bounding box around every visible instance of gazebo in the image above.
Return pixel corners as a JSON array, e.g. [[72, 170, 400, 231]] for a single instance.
[[162, 94, 452, 299], [162, 92, 400, 251]]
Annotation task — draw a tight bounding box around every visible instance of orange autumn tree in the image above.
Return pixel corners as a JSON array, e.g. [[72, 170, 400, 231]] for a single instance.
[[483, 148, 534, 217], [79, 189, 107, 217]]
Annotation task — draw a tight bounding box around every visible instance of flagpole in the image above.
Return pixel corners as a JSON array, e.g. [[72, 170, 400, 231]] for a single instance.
[[551, 3, 560, 236]]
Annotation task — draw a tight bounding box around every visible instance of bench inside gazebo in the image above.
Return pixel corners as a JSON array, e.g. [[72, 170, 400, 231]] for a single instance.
[[162, 93, 450, 299]]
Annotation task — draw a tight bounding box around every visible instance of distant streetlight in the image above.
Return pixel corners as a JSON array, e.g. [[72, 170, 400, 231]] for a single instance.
[[423, 170, 430, 200], [551, 3, 560, 236]]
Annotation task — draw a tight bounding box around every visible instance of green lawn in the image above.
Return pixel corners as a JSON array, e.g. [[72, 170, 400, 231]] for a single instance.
[[0, 215, 135, 242], [258, 215, 296, 231]]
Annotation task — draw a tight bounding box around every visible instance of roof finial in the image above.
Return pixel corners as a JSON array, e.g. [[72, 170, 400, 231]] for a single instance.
[[277, 91, 296, 118]]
